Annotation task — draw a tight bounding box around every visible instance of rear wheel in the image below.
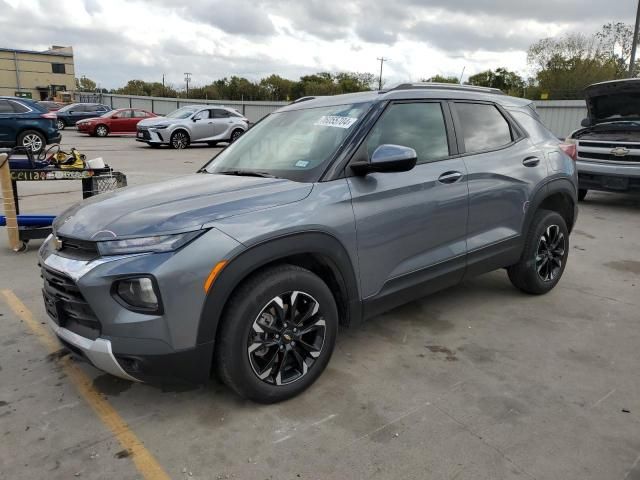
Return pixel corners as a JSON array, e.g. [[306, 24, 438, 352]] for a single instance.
[[215, 264, 338, 403], [95, 124, 109, 137], [508, 209, 569, 295], [170, 130, 189, 149], [56, 119, 65, 130], [18, 130, 46, 154], [578, 189, 588, 201]]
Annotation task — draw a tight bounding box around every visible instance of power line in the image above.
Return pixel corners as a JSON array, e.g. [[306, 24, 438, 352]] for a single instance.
[[377, 57, 388, 90]]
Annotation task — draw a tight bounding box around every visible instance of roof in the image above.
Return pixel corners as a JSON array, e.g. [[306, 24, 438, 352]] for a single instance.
[[278, 84, 532, 113], [0, 46, 73, 57]]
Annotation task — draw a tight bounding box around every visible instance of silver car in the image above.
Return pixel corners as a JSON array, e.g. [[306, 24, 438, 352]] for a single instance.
[[136, 105, 248, 149]]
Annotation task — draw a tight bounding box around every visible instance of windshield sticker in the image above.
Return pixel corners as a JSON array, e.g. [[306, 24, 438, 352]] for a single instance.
[[314, 115, 358, 129], [295, 160, 309, 168]]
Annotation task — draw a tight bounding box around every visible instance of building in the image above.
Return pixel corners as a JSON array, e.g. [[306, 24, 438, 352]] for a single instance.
[[0, 45, 75, 101]]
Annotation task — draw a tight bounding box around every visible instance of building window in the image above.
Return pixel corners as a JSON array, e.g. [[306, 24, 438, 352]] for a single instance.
[[52, 63, 66, 74]]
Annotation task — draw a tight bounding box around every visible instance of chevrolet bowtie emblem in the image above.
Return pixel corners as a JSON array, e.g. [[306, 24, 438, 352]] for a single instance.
[[54, 237, 63, 251], [611, 147, 630, 157]]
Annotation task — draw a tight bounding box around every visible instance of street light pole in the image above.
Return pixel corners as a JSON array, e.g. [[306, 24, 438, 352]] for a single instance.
[[629, 0, 640, 77], [184, 72, 191, 98], [377, 57, 388, 90]]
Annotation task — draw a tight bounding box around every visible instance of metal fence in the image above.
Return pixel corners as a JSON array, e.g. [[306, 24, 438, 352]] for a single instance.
[[75, 93, 587, 138]]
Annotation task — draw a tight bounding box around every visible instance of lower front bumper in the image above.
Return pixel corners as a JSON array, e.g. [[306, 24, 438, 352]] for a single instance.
[[48, 317, 140, 382]]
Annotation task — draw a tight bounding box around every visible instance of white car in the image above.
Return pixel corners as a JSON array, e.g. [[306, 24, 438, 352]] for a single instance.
[[136, 105, 249, 149]]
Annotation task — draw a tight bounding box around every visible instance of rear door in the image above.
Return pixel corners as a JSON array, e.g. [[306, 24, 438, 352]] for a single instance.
[[0, 99, 17, 145], [451, 101, 547, 275], [347, 101, 469, 307], [131, 110, 150, 132], [110, 109, 131, 132], [211, 109, 232, 137]]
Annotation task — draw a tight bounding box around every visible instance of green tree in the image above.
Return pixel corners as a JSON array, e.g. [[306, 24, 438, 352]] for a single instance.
[[467, 68, 525, 96], [75, 76, 97, 92], [422, 75, 459, 84]]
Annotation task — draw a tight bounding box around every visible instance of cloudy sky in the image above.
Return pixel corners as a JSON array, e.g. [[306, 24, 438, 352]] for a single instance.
[[1, 0, 636, 89]]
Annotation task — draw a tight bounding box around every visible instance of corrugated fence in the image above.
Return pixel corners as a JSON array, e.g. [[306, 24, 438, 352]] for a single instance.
[[76, 93, 587, 139]]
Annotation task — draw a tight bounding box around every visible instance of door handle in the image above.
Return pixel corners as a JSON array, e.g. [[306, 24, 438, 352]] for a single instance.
[[438, 171, 463, 184], [522, 156, 540, 167]]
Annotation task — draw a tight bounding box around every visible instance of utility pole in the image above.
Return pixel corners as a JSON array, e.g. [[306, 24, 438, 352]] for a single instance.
[[377, 57, 388, 90], [184, 72, 191, 98], [630, 0, 640, 77], [162, 73, 165, 97]]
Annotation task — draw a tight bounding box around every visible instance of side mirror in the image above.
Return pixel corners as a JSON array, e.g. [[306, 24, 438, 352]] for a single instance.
[[580, 118, 592, 128], [351, 144, 417, 175]]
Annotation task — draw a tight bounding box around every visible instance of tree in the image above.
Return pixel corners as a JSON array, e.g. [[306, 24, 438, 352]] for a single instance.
[[467, 68, 525, 96], [75, 76, 97, 92], [422, 75, 459, 84]]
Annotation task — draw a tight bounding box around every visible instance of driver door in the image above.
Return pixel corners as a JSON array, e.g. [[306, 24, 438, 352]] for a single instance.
[[347, 101, 469, 311], [191, 109, 214, 141]]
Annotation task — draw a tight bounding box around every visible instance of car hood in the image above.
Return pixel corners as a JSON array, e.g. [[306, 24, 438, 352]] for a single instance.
[[54, 174, 313, 240], [137, 117, 173, 128], [585, 79, 640, 124]]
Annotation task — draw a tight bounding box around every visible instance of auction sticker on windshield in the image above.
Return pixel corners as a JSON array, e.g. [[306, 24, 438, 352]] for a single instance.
[[314, 116, 358, 129]]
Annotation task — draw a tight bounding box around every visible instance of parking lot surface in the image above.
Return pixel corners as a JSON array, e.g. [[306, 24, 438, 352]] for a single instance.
[[1, 131, 639, 480]]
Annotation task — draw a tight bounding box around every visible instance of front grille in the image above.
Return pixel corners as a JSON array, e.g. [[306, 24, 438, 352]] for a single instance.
[[138, 130, 151, 140], [58, 236, 99, 259], [577, 140, 640, 164], [42, 266, 101, 340]]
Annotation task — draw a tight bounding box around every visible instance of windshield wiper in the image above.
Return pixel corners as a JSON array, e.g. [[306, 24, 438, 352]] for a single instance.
[[218, 169, 276, 178]]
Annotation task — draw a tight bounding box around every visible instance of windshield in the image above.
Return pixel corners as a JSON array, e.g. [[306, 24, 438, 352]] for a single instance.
[[205, 102, 372, 181], [57, 104, 75, 112], [166, 107, 199, 119]]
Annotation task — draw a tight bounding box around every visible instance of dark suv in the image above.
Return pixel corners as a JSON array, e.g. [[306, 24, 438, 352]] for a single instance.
[[39, 84, 578, 403], [55, 103, 111, 130], [0, 96, 60, 153]]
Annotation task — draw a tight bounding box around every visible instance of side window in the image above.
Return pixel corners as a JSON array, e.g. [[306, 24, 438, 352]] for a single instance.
[[133, 110, 148, 118], [509, 110, 557, 144], [9, 101, 30, 113], [194, 110, 210, 120], [454, 103, 513, 153], [117, 110, 132, 118], [365, 102, 450, 164], [97, 105, 109, 112], [213, 109, 230, 118], [0, 100, 13, 113]]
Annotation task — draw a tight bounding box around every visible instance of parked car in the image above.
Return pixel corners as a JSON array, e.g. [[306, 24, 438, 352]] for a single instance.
[[136, 105, 248, 148], [0, 96, 60, 153], [40, 84, 578, 403], [55, 103, 111, 130], [76, 108, 157, 137], [566, 79, 640, 200], [36, 101, 64, 112]]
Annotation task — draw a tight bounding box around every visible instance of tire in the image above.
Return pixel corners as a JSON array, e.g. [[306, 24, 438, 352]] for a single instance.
[[578, 189, 588, 201], [215, 264, 338, 403], [169, 130, 190, 149], [230, 129, 243, 143], [56, 119, 65, 130], [17, 130, 46, 154], [95, 124, 109, 137], [508, 209, 569, 295]]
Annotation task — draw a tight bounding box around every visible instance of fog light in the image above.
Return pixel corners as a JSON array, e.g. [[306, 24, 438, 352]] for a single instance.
[[115, 277, 161, 313]]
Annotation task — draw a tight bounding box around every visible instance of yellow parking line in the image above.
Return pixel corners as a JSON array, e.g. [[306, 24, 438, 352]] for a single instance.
[[1, 289, 171, 480]]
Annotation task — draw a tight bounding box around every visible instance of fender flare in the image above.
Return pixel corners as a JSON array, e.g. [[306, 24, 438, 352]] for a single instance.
[[196, 231, 361, 345], [524, 177, 577, 235]]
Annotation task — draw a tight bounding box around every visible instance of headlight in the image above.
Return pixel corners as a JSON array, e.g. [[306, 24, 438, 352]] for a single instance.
[[97, 231, 203, 255], [149, 125, 168, 129]]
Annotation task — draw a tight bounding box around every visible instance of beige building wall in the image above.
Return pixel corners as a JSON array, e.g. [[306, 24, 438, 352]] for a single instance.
[[0, 46, 75, 100]]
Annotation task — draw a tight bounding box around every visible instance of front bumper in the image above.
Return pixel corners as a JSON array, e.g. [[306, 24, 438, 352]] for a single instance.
[[76, 123, 92, 133], [39, 228, 242, 383], [136, 128, 166, 144], [577, 160, 640, 192]]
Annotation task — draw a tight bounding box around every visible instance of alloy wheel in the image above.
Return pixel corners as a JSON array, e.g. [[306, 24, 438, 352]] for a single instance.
[[22, 133, 43, 152], [56, 120, 65, 130], [535, 224, 565, 282], [231, 129, 242, 142], [172, 132, 188, 149], [248, 291, 326, 386], [96, 125, 108, 137]]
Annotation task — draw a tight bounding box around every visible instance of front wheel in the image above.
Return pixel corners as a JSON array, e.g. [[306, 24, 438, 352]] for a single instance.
[[95, 124, 109, 137], [215, 264, 338, 403], [508, 209, 569, 295], [169, 131, 189, 149], [230, 129, 243, 143]]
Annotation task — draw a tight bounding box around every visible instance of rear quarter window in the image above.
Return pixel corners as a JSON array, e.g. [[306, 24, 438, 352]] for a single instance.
[[508, 109, 558, 144]]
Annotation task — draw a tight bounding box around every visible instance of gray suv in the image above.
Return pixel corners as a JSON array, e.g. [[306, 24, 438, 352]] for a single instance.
[[39, 84, 578, 403], [136, 105, 248, 149]]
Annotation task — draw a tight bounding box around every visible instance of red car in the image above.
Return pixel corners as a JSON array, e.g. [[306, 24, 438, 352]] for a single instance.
[[76, 108, 157, 137]]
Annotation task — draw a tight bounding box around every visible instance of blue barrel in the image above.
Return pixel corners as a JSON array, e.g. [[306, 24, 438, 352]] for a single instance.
[[0, 215, 56, 227]]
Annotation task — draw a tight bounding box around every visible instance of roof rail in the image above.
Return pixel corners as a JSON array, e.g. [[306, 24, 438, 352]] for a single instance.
[[290, 96, 316, 104], [380, 82, 505, 95]]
